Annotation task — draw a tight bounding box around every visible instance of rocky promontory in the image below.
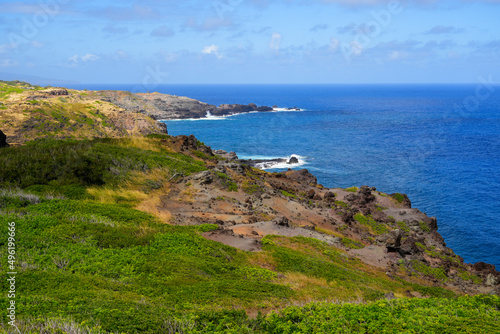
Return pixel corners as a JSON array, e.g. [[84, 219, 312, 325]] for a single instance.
[[0, 82, 167, 145], [0, 81, 281, 144], [101, 91, 274, 120]]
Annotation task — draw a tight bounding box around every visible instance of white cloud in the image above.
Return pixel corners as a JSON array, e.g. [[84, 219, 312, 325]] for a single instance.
[[330, 37, 340, 51], [388, 50, 408, 60], [81, 53, 99, 62], [115, 50, 129, 58], [68, 53, 100, 66], [269, 32, 282, 53], [202, 45, 223, 59], [0, 59, 18, 67]]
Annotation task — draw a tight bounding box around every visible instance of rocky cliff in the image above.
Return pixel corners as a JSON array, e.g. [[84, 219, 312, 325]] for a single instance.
[[156, 138, 499, 296]]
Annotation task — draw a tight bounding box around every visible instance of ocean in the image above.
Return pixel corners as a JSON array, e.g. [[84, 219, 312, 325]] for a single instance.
[[67, 83, 500, 268]]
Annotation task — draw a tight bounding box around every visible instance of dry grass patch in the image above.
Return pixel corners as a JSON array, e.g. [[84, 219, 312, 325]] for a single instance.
[[180, 186, 199, 203], [87, 187, 148, 204], [136, 195, 173, 223], [115, 137, 162, 152], [315, 226, 345, 238], [247, 252, 277, 271]]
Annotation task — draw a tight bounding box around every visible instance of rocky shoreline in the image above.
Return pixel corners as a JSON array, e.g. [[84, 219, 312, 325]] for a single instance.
[[100, 90, 280, 120], [162, 134, 500, 295]]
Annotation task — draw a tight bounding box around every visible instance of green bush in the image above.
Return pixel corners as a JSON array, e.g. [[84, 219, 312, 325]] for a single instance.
[[0, 138, 206, 188], [354, 213, 389, 234], [392, 193, 406, 203]]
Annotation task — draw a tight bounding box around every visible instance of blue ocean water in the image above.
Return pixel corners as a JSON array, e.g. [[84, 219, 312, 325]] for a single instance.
[[68, 84, 500, 268]]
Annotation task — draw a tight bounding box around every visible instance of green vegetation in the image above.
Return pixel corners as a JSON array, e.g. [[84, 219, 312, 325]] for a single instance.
[[0, 133, 495, 333], [3, 295, 499, 333], [215, 172, 238, 191], [262, 295, 500, 334], [281, 190, 297, 199], [392, 193, 406, 203], [193, 150, 220, 161], [354, 213, 389, 234], [341, 237, 365, 249], [0, 191, 290, 333], [419, 221, 431, 232], [0, 138, 206, 189], [411, 260, 448, 281], [242, 181, 263, 194], [457, 269, 483, 284], [0, 80, 40, 99], [334, 200, 348, 208], [397, 220, 410, 232], [345, 186, 358, 193]]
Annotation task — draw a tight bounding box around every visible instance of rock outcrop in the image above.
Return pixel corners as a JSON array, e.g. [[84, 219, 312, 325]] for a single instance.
[[151, 137, 499, 295], [213, 149, 238, 161]]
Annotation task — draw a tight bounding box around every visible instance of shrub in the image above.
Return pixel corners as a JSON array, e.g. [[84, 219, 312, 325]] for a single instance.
[[392, 193, 406, 203], [354, 213, 389, 234]]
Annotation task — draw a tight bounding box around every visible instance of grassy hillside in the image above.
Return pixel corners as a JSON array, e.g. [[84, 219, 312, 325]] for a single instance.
[[1, 135, 499, 333], [0, 81, 166, 145]]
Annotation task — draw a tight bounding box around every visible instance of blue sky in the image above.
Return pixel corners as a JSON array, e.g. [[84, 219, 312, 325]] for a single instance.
[[0, 0, 499, 84]]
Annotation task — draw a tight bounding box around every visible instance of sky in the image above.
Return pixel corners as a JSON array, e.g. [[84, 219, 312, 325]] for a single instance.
[[0, 0, 499, 84]]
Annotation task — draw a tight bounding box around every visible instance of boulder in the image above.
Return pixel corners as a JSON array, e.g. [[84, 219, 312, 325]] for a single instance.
[[472, 262, 500, 284], [323, 191, 336, 202], [345, 186, 375, 209], [175, 134, 213, 155], [287, 156, 299, 164], [283, 169, 317, 186], [306, 189, 315, 199], [274, 216, 290, 227]]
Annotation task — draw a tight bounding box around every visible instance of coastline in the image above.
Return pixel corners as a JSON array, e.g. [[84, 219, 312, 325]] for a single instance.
[[1, 79, 498, 292], [158, 107, 304, 122]]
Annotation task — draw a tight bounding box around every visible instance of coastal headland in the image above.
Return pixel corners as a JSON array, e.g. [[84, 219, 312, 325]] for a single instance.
[[0, 80, 499, 333]]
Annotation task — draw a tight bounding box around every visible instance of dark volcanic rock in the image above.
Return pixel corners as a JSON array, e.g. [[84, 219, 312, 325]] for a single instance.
[[324, 191, 336, 202], [283, 169, 317, 186], [345, 186, 376, 212], [274, 216, 290, 227], [472, 262, 500, 286], [0, 130, 9, 148], [213, 103, 273, 115], [306, 189, 316, 199], [174, 134, 213, 156], [288, 156, 299, 164]]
